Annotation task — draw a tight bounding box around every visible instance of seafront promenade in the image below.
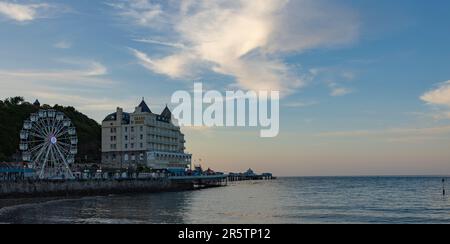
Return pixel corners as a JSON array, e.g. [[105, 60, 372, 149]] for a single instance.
[[0, 174, 230, 198], [0, 171, 277, 198]]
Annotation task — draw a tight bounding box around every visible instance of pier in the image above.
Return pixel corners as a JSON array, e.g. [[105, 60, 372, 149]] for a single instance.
[[170, 174, 229, 188], [227, 169, 276, 182]]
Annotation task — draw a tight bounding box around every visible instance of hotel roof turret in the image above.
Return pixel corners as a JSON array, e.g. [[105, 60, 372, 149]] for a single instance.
[[136, 98, 152, 114]]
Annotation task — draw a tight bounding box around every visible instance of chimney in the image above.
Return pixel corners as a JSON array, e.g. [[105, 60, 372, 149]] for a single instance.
[[117, 107, 123, 122]]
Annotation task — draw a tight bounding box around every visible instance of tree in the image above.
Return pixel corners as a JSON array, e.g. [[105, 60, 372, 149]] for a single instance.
[[0, 152, 6, 162], [7, 96, 24, 105]]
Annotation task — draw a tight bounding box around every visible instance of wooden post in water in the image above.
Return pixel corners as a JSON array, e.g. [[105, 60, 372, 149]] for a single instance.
[[443, 178, 446, 196]]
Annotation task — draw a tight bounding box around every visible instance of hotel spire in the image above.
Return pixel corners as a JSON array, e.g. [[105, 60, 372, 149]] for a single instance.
[[137, 97, 152, 113]]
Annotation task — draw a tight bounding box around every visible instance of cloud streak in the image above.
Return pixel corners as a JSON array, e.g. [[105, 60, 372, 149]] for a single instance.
[[421, 80, 450, 107], [0, 1, 53, 22], [54, 40, 72, 49], [317, 125, 450, 143], [131, 48, 197, 79], [0, 60, 133, 122], [330, 86, 353, 97], [421, 80, 450, 119], [133, 38, 185, 49], [0, 60, 112, 85], [106, 0, 162, 27], [283, 101, 318, 108]]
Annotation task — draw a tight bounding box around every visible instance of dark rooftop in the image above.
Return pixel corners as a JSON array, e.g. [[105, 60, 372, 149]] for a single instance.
[[161, 105, 172, 119], [137, 99, 152, 113], [103, 112, 130, 124]]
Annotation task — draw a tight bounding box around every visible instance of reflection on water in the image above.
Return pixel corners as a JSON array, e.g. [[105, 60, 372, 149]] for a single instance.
[[0, 192, 190, 224], [1, 177, 450, 224]]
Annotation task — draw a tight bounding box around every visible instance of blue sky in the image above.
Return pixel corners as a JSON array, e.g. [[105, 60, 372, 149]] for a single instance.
[[1, 0, 450, 176]]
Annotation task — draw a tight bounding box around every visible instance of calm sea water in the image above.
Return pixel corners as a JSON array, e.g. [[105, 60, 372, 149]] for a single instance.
[[1, 177, 450, 224]]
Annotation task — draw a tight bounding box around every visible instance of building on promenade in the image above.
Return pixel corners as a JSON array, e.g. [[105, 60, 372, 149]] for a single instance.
[[101, 99, 191, 173]]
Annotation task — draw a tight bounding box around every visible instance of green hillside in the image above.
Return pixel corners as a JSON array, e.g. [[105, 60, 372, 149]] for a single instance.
[[0, 97, 101, 163]]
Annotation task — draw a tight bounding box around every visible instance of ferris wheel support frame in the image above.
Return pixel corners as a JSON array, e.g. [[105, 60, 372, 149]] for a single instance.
[[20, 109, 78, 180]]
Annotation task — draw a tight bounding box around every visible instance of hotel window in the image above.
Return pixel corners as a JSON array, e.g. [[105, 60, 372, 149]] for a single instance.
[[125, 135, 128, 141], [131, 155, 136, 161], [140, 143, 143, 148], [140, 134, 143, 140], [140, 153, 144, 161], [124, 154, 129, 161], [125, 127, 128, 132], [140, 126, 143, 132], [131, 127, 134, 132], [125, 144, 128, 149], [131, 143, 134, 149]]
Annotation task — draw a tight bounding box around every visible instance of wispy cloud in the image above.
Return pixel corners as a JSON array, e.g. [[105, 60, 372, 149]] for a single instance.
[[0, 59, 118, 118], [106, 0, 162, 27], [28, 91, 137, 119], [311, 68, 356, 97], [0, 59, 132, 122], [283, 101, 318, 108], [133, 38, 185, 49], [317, 125, 450, 141], [421, 80, 450, 106], [54, 40, 72, 49], [421, 80, 450, 119], [330, 87, 353, 97], [0, 60, 112, 85], [0, 1, 59, 22], [111, 0, 359, 95], [328, 83, 354, 97], [131, 48, 197, 79]]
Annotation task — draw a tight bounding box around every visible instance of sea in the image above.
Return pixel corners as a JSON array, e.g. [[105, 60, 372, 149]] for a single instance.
[[1, 177, 449, 224]]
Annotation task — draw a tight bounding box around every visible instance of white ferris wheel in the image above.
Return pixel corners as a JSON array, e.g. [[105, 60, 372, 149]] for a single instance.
[[19, 109, 78, 179]]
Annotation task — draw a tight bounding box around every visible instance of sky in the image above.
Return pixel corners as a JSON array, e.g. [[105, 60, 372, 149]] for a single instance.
[[1, 0, 450, 176]]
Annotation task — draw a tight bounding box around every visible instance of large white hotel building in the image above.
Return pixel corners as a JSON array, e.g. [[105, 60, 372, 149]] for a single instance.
[[101, 99, 192, 172]]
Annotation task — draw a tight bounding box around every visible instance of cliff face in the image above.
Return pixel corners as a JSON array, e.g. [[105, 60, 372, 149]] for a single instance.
[[0, 97, 101, 164]]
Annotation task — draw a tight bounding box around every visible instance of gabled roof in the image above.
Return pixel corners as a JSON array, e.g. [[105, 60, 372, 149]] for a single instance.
[[33, 99, 40, 106], [161, 105, 172, 118], [137, 99, 152, 113]]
